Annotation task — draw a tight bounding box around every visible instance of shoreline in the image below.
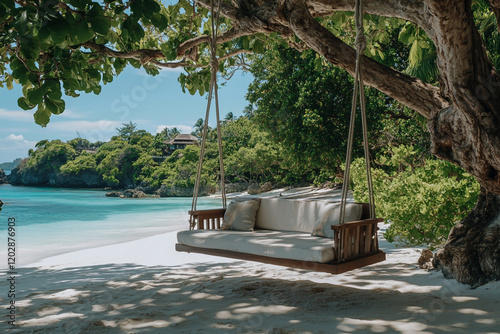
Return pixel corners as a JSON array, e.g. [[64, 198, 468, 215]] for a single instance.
[[17, 186, 347, 268]]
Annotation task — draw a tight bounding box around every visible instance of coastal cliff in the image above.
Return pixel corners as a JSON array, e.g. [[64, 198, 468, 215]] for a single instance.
[[0, 169, 7, 184], [8, 167, 106, 188]]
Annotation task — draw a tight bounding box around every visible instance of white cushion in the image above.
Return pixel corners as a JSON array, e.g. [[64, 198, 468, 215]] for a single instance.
[[222, 200, 260, 231], [255, 199, 363, 233], [311, 202, 363, 238], [177, 229, 336, 263], [255, 198, 314, 232]]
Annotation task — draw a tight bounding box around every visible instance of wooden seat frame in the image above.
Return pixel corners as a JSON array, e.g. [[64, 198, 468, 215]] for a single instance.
[[175, 203, 386, 274]]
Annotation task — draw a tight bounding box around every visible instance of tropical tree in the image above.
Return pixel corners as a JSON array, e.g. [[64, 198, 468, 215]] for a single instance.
[[115, 121, 138, 141], [246, 45, 386, 174], [192, 118, 205, 137], [159, 126, 180, 141], [2, 0, 500, 285]]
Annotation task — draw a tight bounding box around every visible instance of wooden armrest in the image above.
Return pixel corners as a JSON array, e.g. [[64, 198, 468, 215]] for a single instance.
[[331, 218, 383, 230], [189, 208, 226, 216], [189, 208, 226, 229]]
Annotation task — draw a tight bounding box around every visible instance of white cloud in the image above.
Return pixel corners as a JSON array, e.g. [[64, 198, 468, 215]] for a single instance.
[[7, 134, 24, 141], [0, 108, 85, 122], [159, 67, 184, 73], [1, 134, 36, 158], [0, 108, 32, 121], [156, 125, 193, 134], [48, 120, 121, 132], [58, 109, 86, 119], [46, 120, 121, 143]]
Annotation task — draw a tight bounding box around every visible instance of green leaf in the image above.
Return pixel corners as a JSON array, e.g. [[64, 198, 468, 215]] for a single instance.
[[9, 57, 24, 71], [122, 17, 144, 41], [45, 97, 66, 115], [19, 42, 39, 60], [252, 40, 264, 54], [46, 17, 69, 44], [151, 12, 169, 30], [43, 79, 63, 100], [0, 0, 15, 10], [409, 40, 422, 65], [87, 5, 111, 35], [73, 18, 95, 43], [17, 96, 33, 110], [241, 36, 250, 50], [6, 76, 13, 90], [26, 87, 44, 105], [34, 106, 51, 126], [398, 23, 415, 44]]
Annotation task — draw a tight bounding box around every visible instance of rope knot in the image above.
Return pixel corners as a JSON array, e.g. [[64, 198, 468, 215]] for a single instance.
[[210, 54, 219, 71], [355, 33, 366, 53]]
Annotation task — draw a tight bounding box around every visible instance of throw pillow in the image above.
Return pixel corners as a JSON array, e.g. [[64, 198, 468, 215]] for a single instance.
[[311, 202, 363, 238], [222, 200, 260, 231]]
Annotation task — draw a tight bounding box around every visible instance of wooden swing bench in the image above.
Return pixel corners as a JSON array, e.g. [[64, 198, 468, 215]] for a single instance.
[[176, 0, 384, 275], [176, 198, 385, 274]]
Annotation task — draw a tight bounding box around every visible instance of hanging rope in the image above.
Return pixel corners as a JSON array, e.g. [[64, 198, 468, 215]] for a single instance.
[[190, 0, 227, 229], [340, 0, 376, 223]]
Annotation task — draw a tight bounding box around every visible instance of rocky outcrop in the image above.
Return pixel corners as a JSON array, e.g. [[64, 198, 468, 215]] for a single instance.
[[247, 182, 273, 195], [156, 184, 215, 197], [8, 167, 106, 188], [123, 189, 147, 198], [105, 189, 148, 198], [105, 191, 123, 198], [259, 182, 273, 193], [0, 169, 7, 184], [247, 183, 260, 195], [134, 185, 157, 194], [225, 182, 249, 194]]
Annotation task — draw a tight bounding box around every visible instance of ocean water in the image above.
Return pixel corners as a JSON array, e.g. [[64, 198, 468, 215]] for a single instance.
[[0, 184, 221, 267]]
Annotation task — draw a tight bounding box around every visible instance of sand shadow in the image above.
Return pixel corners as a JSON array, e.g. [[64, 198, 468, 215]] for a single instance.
[[2, 260, 497, 333]]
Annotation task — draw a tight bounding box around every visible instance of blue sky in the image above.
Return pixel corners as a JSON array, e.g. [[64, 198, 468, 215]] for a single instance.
[[0, 67, 254, 163]]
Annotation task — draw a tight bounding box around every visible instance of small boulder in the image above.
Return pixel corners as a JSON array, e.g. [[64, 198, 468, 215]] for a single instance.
[[123, 189, 147, 198], [105, 191, 123, 197], [258, 182, 273, 194], [418, 249, 434, 270], [247, 183, 260, 195]]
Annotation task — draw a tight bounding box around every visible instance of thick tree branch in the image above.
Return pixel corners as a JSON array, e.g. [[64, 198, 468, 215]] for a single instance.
[[81, 42, 164, 64], [82, 41, 252, 70], [307, 0, 428, 27], [152, 49, 252, 69], [489, 0, 500, 32], [425, 1, 494, 95], [285, 1, 448, 119], [195, 0, 297, 37], [177, 27, 253, 58]]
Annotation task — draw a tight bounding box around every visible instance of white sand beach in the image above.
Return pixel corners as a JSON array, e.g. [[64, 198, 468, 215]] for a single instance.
[[2, 188, 500, 333]]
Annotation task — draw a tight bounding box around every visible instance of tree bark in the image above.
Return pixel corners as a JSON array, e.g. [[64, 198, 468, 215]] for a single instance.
[[434, 190, 500, 287]]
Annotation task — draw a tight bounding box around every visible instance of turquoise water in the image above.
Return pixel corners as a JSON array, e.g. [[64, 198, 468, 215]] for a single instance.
[[0, 184, 221, 267]]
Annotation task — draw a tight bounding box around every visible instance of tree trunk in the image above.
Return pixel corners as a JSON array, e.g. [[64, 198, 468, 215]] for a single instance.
[[434, 190, 500, 287]]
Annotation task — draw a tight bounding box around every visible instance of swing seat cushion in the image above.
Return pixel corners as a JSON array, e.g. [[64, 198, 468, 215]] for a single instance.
[[254, 198, 363, 234], [177, 199, 365, 263], [176, 229, 337, 263]]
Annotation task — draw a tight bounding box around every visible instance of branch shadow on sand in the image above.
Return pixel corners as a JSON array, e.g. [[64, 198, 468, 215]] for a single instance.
[[2, 257, 499, 334]]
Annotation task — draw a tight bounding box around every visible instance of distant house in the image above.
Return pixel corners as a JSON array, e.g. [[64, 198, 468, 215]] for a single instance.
[[165, 134, 199, 155]]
